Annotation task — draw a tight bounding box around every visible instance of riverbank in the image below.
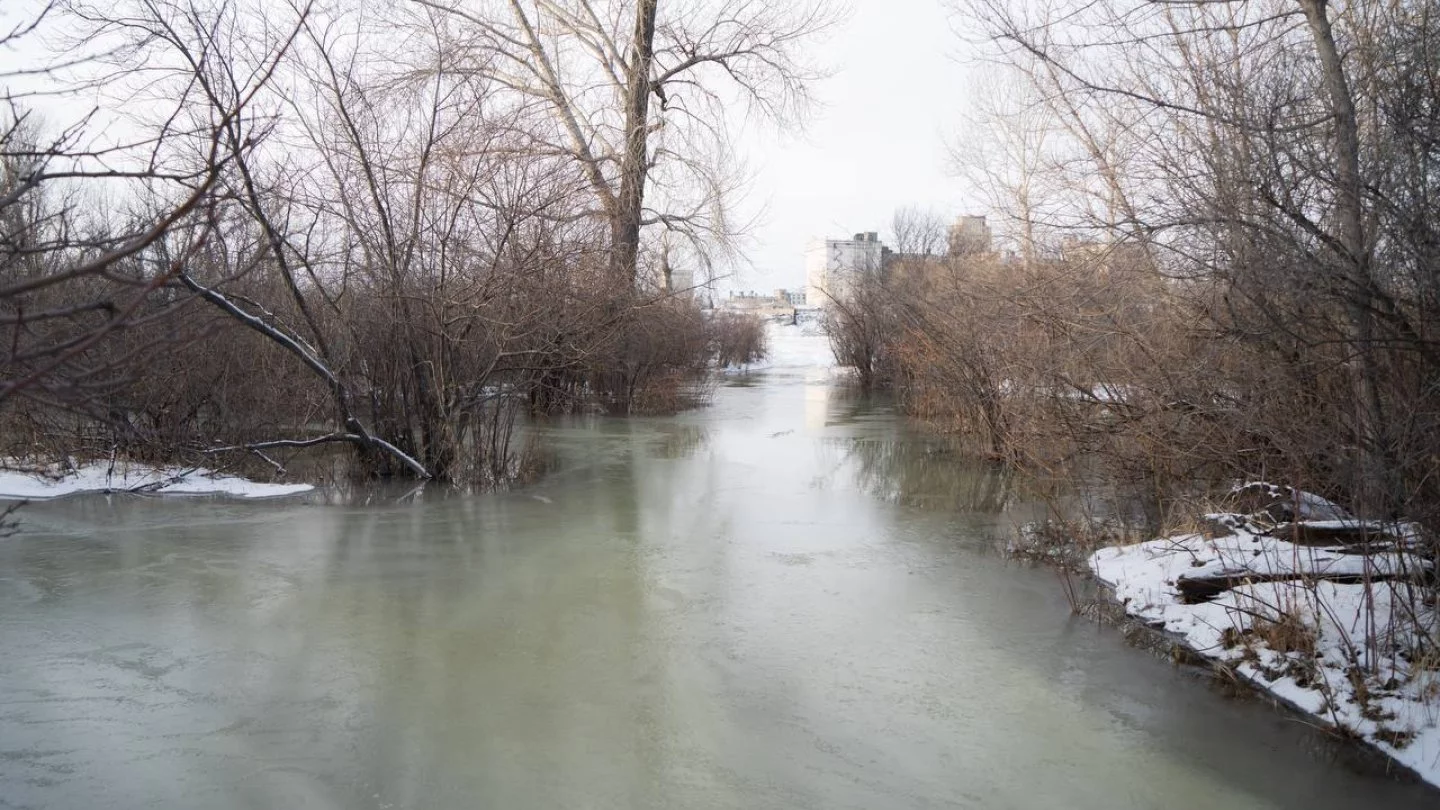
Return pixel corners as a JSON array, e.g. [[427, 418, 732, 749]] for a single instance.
[[1085, 496, 1440, 789], [0, 460, 314, 500]]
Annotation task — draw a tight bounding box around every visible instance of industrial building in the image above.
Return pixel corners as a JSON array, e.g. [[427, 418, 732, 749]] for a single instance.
[[804, 232, 890, 305]]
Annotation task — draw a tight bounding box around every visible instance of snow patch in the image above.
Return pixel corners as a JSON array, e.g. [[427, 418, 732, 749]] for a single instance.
[[0, 461, 314, 500], [1231, 481, 1355, 521]]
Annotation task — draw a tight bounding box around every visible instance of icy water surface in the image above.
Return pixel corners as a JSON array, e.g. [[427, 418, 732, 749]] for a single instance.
[[1, 327, 1435, 809]]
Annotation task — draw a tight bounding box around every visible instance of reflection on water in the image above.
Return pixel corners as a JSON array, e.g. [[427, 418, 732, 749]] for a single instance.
[[843, 434, 1016, 512], [0, 327, 1434, 809], [647, 423, 708, 460], [807, 381, 1019, 514]]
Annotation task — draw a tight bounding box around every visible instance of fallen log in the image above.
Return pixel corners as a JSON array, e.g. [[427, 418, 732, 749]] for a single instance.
[[1174, 570, 1430, 604], [1266, 521, 1406, 548]]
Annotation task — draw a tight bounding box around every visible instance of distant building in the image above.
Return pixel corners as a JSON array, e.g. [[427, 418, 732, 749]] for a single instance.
[[658, 250, 696, 297], [718, 289, 805, 321], [1060, 236, 1152, 277], [948, 215, 993, 256], [805, 232, 889, 305]]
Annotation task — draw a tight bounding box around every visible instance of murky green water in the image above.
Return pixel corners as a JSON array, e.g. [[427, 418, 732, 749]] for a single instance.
[[1, 329, 1434, 808]]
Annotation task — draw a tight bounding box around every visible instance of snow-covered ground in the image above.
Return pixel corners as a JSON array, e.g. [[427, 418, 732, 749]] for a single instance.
[[723, 322, 836, 377], [0, 461, 314, 500], [765, 322, 836, 368], [1091, 513, 1440, 787]]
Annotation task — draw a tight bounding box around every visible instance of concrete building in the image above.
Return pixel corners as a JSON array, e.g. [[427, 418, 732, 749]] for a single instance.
[[805, 232, 889, 305], [658, 250, 696, 297], [948, 215, 993, 256], [718, 289, 806, 321]]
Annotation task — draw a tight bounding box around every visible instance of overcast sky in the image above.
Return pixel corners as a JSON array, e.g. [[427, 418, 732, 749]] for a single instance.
[[723, 0, 981, 293]]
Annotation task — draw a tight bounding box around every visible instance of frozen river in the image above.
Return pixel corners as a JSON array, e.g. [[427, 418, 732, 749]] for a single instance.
[[0, 327, 1433, 808]]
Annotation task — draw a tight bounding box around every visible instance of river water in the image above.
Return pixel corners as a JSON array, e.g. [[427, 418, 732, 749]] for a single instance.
[[1, 327, 1434, 809]]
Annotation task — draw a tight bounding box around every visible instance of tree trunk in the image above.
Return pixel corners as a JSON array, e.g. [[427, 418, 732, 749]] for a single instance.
[[1297, 0, 1399, 515], [611, 0, 660, 284]]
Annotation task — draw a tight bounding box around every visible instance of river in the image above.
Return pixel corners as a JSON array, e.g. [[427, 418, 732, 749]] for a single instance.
[[0, 326, 1434, 809]]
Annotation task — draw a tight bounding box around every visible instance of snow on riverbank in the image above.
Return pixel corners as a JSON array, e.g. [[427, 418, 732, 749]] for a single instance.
[[1091, 522, 1440, 788], [0, 461, 314, 500]]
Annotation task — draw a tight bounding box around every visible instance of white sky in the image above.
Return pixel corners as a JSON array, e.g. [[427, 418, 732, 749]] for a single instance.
[[723, 0, 982, 293]]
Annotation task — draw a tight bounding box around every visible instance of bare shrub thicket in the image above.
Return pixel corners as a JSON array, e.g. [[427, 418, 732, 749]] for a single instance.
[[948, 0, 1440, 527], [709, 311, 768, 368], [823, 0, 1440, 537], [2, 0, 816, 484], [823, 273, 897, 390], [0, 0, 287, 466]]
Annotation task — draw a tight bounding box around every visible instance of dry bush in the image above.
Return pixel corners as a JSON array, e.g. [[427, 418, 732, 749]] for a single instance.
[[583, 292, 716, 415], [824, 275, 901, 390], [709, 311, 768, 368]]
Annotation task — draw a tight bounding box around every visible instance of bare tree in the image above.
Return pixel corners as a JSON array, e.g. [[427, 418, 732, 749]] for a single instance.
[[5, 0, 441, 477], [888, 205, 949, 257], [414, 0, 836, 284], [0, 0, 280, 416], [949, 71, 1061, 265]]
